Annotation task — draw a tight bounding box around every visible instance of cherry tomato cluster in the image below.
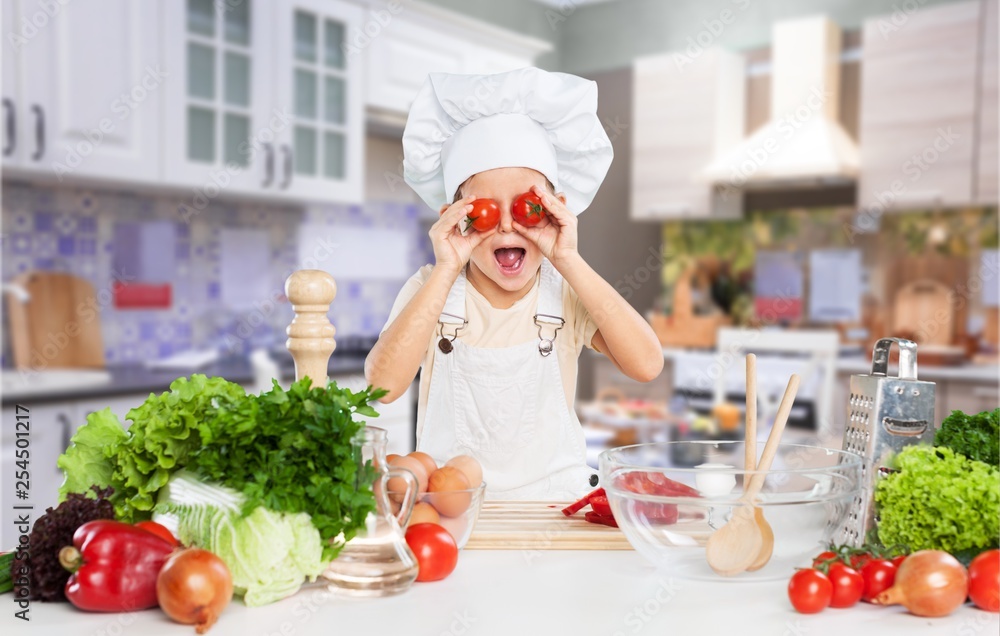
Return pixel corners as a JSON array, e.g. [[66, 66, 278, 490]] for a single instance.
[[789, 545, 906, 614], [464, 192, 547, 232], [790, 547, 1000, 616]]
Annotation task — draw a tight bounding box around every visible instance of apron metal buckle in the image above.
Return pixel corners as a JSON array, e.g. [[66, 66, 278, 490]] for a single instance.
[[437, 315, 467, 354], [534, 314, 564, 357]]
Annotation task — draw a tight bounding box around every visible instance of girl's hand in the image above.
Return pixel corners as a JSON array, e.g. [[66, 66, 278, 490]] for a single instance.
[[430, 195, 496, 275], [512, 185, 578, 268]]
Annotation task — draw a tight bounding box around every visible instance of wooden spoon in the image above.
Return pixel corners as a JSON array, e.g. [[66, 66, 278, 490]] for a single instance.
[[744, 355, 775, 572], [705, 373, 800, 576]]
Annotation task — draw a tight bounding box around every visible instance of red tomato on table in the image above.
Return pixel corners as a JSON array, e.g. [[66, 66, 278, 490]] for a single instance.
[[827, 563, 864, 608], [405, 523, 458, 582], [860, 559, 897, 602], [969, 549, 1000, 612], [788, 569, 833, 614]]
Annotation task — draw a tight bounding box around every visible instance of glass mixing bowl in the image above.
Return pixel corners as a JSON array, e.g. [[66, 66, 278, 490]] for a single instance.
[[600, 441, 863, 581]]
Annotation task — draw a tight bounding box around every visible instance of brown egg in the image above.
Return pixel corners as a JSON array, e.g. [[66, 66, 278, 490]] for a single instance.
[[445, 455, 483, 488], [386, 453, 401, 465], [407, 501, 441, 527], [427, 466, 472, 517], [387, 455, 428, 502], [407, 451, 438, 477]]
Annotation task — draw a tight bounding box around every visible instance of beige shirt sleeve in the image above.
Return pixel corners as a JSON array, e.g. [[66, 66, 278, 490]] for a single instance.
[[565, 281, 599, 352], [381, 265, 433, 334]]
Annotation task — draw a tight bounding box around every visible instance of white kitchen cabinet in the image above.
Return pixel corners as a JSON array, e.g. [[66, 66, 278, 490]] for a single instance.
[[363, 0, 551, 117], [631, 48, 745, 220], [2, 0, 21, 168], [857, 0, 981, 210], [0, 403, 77, 547], [161, 0, 276, 196], [270, 0, 365, 203], [162, 0, 365, 204], [2, 0, 161, 183], [977, 0, 998, 204]]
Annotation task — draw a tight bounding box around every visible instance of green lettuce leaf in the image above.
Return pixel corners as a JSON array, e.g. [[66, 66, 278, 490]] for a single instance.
[[167, 502, 325, 607], [57, 408, 127, 500], [876, 445, 1000, 555]]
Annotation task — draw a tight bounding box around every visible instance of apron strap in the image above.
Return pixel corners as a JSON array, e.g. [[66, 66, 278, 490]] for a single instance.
[[436, 269, 468, 354], [534, 260, 565, 357], [440, 269, 467, 325]]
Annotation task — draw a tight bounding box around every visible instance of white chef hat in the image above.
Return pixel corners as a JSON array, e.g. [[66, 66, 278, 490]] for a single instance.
[[402, 67, 614, 214]]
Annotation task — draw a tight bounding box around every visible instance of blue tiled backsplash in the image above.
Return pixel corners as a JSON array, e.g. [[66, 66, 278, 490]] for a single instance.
[[1, 182, 433, 365]]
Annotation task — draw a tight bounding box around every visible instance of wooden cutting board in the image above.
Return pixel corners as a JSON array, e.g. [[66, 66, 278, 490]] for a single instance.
[[893, 278, 954, 346], [464, 500, 634, 550], [6, 271, 105, 370]]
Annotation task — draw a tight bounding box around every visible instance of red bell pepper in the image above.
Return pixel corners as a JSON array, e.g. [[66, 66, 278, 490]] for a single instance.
[[59, 520, 175, 612]]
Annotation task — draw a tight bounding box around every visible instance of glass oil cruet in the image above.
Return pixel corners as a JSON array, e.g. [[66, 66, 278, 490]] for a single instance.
[[323, 426, 420, 596], [283, 270, 418, 596]]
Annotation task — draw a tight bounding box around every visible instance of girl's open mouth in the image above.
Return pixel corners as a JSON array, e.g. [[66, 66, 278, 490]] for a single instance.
[[494, 247, 526, 276]]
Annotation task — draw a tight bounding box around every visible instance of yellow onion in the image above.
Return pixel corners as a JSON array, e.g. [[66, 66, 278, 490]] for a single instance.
[[874, 550, 968, 617], [157, 548, 233, 633]]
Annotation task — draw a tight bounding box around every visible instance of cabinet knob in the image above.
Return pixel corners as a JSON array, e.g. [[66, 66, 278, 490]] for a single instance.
[[2, 98, 14, 157], [261, 143, 275, 187], [279, 144, 292, 189], [30, 104, 44, 161]]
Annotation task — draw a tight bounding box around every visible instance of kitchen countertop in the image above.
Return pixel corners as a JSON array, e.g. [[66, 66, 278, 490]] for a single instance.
[[4, 550, 996, 635], [662, 347, 1000, 383], [0, 353, 368, 406]]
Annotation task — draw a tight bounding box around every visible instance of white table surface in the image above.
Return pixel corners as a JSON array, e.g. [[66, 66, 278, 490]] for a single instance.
[[6, 550, 997, 636]]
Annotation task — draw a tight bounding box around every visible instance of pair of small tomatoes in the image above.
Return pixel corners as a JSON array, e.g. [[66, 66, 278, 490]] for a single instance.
[[464, 193, 546, 232]]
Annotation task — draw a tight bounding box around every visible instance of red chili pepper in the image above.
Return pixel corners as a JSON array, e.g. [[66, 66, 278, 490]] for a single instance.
[[584, 511, 618, 528], [589, 494, 613, 517], [561, 488, 605, 517], [59, 520, 175, 612]]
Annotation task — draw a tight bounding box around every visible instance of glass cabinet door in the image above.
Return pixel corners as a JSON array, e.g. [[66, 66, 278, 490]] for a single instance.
[[164, 0, 271, 193], [274, 0, 363, 202]]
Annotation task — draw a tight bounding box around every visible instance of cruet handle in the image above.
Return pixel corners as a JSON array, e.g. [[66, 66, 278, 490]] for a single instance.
[[383, 467, 419, 528]]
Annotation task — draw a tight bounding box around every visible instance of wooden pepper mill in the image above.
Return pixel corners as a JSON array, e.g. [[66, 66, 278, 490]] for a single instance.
[[285, 270, 337, 388]]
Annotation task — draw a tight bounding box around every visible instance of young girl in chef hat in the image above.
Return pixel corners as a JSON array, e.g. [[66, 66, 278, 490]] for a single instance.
[[366, 67, 663, 500]]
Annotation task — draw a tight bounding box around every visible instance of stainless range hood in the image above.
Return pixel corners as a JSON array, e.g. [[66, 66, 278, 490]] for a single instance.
[[702, 16, 860, 189]]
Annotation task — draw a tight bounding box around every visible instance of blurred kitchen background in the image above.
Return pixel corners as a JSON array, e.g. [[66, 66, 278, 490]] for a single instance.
[[1, 0, 998, 506]]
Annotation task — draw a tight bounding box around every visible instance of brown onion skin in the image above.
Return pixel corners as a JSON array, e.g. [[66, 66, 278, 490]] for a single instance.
[[874, 550, 969, 617], [156, 548, 234, 633]]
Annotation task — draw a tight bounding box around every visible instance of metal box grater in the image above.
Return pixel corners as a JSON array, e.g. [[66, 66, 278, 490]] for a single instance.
[[837, 338, 936, 546]]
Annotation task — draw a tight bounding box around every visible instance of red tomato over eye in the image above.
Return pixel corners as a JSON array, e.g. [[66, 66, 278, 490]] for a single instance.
[[135, 520, 179, 546], [860, 559, 897, 602], [465, 198, 500, 232], [827, 563, 864, 608], [512, 192, 546, 227], [405, 523, 458, 582], [968, 549, 1000, 612], [891, 554, 907, 569], [788, 569, 833, 614]]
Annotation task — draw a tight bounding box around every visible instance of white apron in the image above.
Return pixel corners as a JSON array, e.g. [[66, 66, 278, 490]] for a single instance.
[[418, 260, 597, 500]]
